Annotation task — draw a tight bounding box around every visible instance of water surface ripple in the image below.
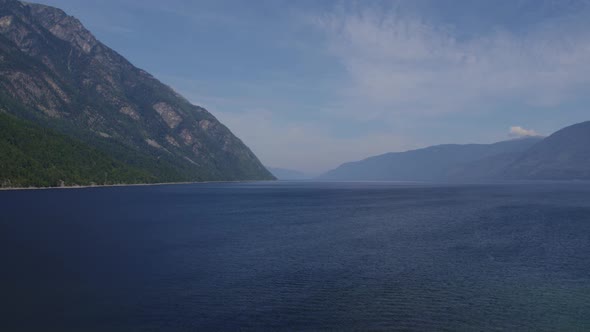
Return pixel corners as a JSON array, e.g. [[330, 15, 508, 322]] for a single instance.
[[1, 182, 589, 331]]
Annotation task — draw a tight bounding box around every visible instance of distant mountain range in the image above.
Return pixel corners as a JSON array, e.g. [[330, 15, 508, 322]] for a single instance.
[[320, 121, 590, 182], [0, 0, 274, 187]]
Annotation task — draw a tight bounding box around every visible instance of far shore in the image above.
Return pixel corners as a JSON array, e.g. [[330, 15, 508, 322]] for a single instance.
[[3, 179, 587, 192], [0, 180, 275, 192]]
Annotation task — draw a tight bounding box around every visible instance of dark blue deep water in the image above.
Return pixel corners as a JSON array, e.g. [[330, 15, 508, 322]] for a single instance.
[[1, 182, 590, 331]]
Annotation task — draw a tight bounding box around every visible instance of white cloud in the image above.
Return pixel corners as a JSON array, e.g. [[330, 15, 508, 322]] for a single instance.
[[313, 6, 590, 117], [509, 126, 540, 137]]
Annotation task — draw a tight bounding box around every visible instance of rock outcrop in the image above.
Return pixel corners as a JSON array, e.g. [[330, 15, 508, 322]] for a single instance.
[[0, 0, 274, 183]]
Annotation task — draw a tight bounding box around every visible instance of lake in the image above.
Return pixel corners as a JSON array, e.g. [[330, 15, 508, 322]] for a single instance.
[[1, 182, 589, 331]]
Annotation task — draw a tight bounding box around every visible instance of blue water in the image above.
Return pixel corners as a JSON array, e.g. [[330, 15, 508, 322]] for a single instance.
[[1, 182, 590, 331]]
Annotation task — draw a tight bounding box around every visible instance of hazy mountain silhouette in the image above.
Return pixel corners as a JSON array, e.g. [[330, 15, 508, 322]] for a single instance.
[[502, 121, 590, 180], [320, 137, 544, 182], [322, 120, 590, 182]]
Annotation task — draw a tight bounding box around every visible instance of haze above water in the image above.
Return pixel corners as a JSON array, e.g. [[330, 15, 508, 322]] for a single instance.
[[1, 182, 590, 331]]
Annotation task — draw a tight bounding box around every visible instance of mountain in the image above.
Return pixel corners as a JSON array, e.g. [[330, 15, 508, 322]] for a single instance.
[[0, 112, 154, 187], [267, 167, 310, 180], [321, 120, 590, 182], [0, 0, 274, 187], [319, 137, 543, 182], [502, 121, 590, 180]]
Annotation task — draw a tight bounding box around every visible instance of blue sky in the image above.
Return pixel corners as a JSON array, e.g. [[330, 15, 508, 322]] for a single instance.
[[37, 0, 590, 173]]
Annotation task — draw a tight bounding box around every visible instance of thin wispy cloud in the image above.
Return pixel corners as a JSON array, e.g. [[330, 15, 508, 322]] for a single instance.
[[313, 3, 590, 117]]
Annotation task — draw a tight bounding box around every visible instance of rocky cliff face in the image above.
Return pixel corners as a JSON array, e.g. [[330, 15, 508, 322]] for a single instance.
[[0, 0, 274, 182]]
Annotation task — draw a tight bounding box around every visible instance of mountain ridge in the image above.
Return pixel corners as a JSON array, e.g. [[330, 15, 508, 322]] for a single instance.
[[319, 136, 547, 182], [321, 119, 590, 182], [501, 121, 590, 180], [0, 0, 275, 186]]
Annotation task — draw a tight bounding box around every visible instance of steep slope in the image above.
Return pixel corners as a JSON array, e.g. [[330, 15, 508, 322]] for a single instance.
[[502, 121, 590, 180], [0, 112, 153, 187], [447, 137, 545, 180], [319, 138, 542, 182], [0, 0, 274, 184]]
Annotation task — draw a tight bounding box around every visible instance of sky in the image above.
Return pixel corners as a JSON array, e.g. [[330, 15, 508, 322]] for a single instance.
[[36, 0, 590, 173]]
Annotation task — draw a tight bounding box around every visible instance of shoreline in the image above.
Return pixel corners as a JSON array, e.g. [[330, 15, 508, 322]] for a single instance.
[[2, 179, 587, 192], [0, 179, 275, 192]]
